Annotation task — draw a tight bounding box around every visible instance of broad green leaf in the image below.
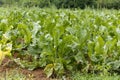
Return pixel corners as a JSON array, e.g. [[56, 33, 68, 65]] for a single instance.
[[95, 36, 105, 54]]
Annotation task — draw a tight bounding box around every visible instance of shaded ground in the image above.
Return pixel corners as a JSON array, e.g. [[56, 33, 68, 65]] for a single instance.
[[0, 58, 50, 80]]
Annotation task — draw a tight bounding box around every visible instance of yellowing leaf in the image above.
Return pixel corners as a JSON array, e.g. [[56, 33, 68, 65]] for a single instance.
[[3, 51, 11, 57], [0, 44, 12, 64], [0, 51, 5, 64]]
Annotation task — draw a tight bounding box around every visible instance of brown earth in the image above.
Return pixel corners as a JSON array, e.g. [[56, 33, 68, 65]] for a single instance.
[[0, 58, 50, 80]]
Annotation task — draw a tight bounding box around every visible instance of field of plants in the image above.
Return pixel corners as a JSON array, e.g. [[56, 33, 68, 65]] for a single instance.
[[0, 7, 120, 79]]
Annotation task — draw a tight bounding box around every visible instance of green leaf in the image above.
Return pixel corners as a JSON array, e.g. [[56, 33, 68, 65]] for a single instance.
[[95, 36, 105, 54], [74, 52, 85, 63], [44, 64, 54, 78]]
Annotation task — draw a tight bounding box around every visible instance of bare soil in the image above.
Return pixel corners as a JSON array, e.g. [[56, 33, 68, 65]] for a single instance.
[[0, 58, 50, 80]]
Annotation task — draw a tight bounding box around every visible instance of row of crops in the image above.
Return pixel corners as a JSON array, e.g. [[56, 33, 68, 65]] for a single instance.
[[0, 8, 120, 77]]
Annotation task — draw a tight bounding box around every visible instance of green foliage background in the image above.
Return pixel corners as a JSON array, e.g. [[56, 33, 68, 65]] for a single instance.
[[0, 0, 120, 9], [0, 7, 120, 77]]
